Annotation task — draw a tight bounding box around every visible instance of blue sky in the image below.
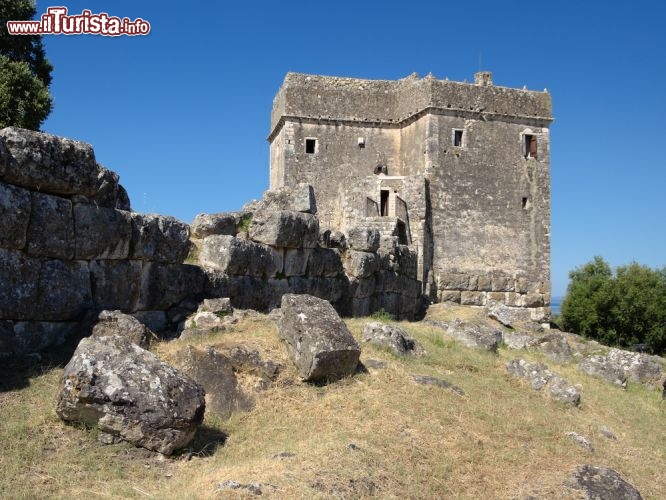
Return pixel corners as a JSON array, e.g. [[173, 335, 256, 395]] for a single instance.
[[36, 1, 665, 297]]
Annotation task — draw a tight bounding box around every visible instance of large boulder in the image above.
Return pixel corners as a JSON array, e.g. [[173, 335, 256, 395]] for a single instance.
[[277, 294, 360, 382], [56, 335, 205, 455], [91, 310, 152, 347], [248, 210, 319, 249], [446, 319, 503, 352], [567, 464, 643, 499], [362, 322, 424, 356], [0, 181, 31, 250]]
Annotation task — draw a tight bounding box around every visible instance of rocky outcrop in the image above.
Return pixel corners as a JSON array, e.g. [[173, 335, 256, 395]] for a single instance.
[[362, 322, 424, 356], [56, 335, 205, 455], [446, 319, 503, 352], [579, 355, 628, 387], [277, 294, 361, 382], [506, 358, 581, 405], [567, 464, 643, 499]]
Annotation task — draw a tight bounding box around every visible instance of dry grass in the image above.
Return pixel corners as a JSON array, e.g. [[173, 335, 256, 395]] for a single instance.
[[1, 310, 665, 499]]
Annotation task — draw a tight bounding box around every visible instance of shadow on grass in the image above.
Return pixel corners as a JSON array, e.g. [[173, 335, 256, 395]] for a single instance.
[[180, 425, 229, 458], [0, 333, 81, 393]]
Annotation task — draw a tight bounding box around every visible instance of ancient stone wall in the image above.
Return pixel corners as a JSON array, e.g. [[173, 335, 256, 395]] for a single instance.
[[0, 128, 203, 356], [193, 187, 423, 321]]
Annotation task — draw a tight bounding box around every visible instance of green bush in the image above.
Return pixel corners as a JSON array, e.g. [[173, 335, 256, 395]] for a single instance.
[[561, 256, 666, 354]]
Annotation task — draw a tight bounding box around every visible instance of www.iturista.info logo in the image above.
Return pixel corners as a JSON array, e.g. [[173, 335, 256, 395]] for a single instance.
[[6, 7, 151, 36]]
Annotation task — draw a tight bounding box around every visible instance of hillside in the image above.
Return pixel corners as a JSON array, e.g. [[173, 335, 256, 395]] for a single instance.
[[1, 304, 664, 499]]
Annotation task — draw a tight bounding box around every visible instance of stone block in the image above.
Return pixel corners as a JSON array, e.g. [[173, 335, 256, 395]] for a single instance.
[[90, 260, 142, 311], [284, 248, 310, 277], [26, 192, 74, 259], [0, 181, 30, 250], [439, 290, 461, 303], [505, 292, 524, 307], [460, 291, 486, 306], [306, 247, 343, 277], [477, 275, 492, 291], [515, 276, 529, 294], [0, 249, 39, 319], [0, 320, 80, 355], [350, 276, 376, 299], [139, 262, 204, 311], [0, 253, 90, 321], [347, 227, 380, 252], [395, 245, 417, 279], [75, 167, 122, 208], [248, 210, 319, 248], [74, 204, 132, 259], [398, 275, 423, 298], [288, 276, 345, 304], [130, 213, 190, 263], [246, 183, 317, 214], [487, 291, 506, 303], [0, 127, 107, 197], [439, 272, 469, 290], [351, 297, 371, 317], [36, 259, 92, 320], [191, 211, 245, 238], [199, 235, 283, 278], [344, 250, 380, 279], [524, 293, 545, 308], [491, 273, 514, 292], [277, 294, 360, 382]]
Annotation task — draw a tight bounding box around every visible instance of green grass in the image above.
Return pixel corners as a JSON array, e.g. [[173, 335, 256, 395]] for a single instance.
[[1, 308, 665, 499]]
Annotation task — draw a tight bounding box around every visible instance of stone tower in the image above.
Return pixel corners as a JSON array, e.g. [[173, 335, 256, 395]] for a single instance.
[[268, 71, 553, 322]]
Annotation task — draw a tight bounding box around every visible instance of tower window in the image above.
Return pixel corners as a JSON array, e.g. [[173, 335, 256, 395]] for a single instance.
[[453, 129, 464, 147], [522, 197, 530, 209], [524, 134, 537, 159], [305, 138, 317, 154]]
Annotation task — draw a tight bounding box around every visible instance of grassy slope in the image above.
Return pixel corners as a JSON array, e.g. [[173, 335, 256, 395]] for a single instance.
[[1, 307, 664, 499]]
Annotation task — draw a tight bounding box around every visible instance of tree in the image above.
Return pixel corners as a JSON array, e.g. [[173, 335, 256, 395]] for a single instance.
[[561, 257, 666, 354], [0, 0, 53, 129]]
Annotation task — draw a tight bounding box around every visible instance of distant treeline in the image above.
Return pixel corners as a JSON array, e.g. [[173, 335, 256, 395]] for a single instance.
[[559, 257, 666, 355]]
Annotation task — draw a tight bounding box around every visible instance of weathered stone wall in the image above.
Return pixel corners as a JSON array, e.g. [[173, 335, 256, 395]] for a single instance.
[[192, 191, 423, 321], [429, 114, 551, 321], [0, 128, 203, 355]]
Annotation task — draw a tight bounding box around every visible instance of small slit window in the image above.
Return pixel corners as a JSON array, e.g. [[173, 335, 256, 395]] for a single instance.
[[524, 134, 537, 159], [453, 129, 464, 147], [522, 197, 530, 210], [305, 138, 317, 154]]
